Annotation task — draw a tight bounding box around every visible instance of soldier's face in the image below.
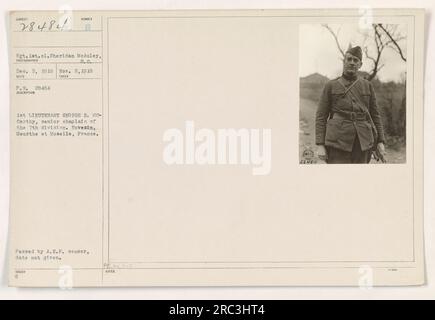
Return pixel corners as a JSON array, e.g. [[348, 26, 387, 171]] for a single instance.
[[343, 53, 362, 75]]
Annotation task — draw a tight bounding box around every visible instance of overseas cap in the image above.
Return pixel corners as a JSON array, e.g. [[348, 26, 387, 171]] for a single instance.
[[346, 46, 362, 61]]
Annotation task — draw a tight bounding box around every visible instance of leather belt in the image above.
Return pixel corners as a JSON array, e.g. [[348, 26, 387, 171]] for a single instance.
[[332, 111, 368, 121]]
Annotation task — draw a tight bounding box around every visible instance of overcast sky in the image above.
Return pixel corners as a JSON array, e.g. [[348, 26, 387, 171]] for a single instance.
[[299, 24, 407, 82]]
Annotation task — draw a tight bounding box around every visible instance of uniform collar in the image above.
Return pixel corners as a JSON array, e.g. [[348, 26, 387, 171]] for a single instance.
[[341, 74, 359, 85]]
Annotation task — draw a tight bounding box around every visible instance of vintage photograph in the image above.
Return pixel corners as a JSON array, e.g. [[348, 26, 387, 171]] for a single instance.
[[299, 23, 407, 164]]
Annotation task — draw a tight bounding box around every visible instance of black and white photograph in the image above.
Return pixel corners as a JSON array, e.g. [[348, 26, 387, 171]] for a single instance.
[[299, 23, 408, 164]]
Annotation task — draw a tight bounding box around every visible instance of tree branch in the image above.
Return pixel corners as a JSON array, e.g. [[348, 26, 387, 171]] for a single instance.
[[378, 23, 407, 62], [322, 24, 346, 59]]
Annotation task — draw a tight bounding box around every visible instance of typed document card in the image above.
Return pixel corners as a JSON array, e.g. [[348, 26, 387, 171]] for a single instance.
[[8, 9, 425, 287]]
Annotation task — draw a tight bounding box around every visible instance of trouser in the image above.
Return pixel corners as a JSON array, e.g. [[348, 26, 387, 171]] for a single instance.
[[326, 135, 371, 164]]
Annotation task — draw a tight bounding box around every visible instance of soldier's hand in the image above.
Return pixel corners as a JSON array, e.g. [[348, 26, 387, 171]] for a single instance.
[[376, 142, 387, 163], [317, 145, 328, 162]]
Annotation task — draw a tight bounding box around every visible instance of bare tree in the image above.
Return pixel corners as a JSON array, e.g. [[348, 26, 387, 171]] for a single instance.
[[364, 24, 387, 81], [322, 24, 406, 81], [378, 24, 407, 62], [321, 24, 346, 60], [374, 24, 407, 140]]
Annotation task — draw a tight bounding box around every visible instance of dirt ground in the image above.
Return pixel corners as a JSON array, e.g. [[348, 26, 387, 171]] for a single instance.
[[299, 98, 406, 164]]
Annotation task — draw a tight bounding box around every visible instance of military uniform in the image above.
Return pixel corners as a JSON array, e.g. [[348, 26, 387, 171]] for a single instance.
[[315, 75, 385, 164]]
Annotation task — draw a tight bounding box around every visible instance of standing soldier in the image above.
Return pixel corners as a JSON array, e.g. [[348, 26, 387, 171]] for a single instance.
[[315, 46, 387, 164]]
